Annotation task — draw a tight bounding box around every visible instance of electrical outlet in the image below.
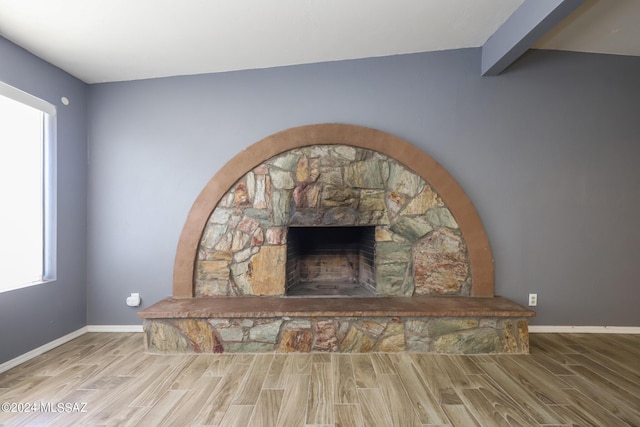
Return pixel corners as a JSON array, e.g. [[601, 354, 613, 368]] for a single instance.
[[528, 293, 537, 307]]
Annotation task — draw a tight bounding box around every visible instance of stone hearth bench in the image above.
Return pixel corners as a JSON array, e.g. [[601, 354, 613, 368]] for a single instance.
[[138, 296, 534, 354]]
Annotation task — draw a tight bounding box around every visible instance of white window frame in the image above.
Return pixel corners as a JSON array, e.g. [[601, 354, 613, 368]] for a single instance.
[[0, 81, 57, 293]]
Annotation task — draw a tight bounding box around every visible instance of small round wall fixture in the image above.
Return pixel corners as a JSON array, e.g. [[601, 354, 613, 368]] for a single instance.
[[61, 96, 70, 106]]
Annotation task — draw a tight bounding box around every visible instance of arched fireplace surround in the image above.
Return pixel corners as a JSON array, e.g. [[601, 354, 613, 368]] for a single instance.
[[172, 123, 494, 298]]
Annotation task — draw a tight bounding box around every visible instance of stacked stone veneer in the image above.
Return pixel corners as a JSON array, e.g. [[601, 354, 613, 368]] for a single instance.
[[144, 317, 529, 354], [196, 144, 471, 297]]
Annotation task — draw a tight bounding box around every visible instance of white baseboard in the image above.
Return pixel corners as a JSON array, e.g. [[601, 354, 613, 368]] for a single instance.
[[529, 325, 640, 334], [0, 326, 88, 374], [0, 325, 143, 374], [86, 324, 144, 333]]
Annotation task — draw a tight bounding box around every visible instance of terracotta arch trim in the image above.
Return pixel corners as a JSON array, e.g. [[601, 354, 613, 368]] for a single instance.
[[173, 124, 494, 298]]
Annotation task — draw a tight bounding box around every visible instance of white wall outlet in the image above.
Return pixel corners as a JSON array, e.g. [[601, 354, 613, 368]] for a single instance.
[[528, 293, 538, 307], [126, 293, 141, 307]]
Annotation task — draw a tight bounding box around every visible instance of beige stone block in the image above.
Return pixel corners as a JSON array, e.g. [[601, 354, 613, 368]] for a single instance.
[[402, 185, 443, 215], [377, 322, 406, 352], [248, 245, 286, 295], [197, 260, 230, 281], [208, 251, 233, 262], [296, 156, 309, 182], [375, 227, 394, 241]]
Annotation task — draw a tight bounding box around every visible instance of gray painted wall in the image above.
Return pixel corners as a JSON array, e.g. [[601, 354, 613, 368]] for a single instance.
[[87, 48, 639, 327], [1, 37, 635, 367], [0, 38, 87, 364]]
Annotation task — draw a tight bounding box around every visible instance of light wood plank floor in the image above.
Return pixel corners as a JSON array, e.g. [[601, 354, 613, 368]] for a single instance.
[[1, 332, 639, 426]]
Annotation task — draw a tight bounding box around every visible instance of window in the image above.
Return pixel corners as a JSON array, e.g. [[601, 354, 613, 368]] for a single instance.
[[0, 82, 56, 293]]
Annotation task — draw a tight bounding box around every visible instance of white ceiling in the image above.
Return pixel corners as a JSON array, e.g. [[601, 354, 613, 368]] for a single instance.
[[0, 0, 638, 84]]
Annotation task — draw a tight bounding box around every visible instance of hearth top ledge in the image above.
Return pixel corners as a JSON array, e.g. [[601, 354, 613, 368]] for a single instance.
[[138, 296, 535, 319]]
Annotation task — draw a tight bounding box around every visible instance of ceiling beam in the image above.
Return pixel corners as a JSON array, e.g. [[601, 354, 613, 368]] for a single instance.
[[481, 0, 584, 76]]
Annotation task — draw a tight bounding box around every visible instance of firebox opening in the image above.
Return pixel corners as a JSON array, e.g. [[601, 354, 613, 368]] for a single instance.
[[286, 226, 376, 297]]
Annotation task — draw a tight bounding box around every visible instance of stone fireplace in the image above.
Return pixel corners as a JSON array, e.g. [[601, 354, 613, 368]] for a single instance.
[[194, 143, 473, 299], [140, 124, 533, 354]]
